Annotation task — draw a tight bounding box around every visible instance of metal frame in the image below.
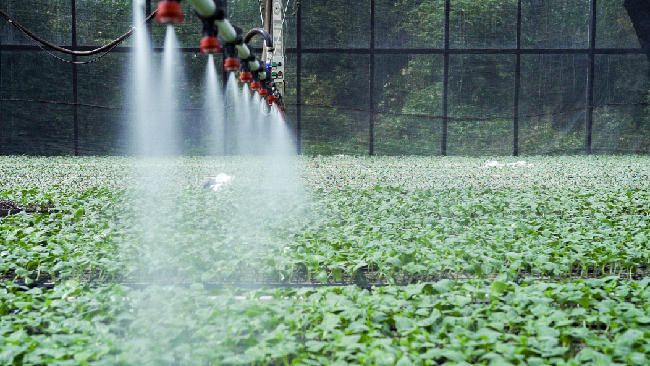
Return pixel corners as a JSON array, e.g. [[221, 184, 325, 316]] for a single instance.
[[586, 0, 597, 155], [513, 0, 521, 157], [0, 0, 646, 156], [442, 0, 450, 156], [0, 26, 3, 156], [369, 0, 375, 156], [72, 0, 78, 156]]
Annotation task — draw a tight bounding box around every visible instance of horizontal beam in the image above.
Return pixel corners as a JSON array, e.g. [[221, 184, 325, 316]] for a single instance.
[[286, 47, 647, 55], [0, 44, 645, 55]]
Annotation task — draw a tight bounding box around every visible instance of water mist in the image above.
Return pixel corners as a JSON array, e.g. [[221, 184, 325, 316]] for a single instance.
[[127, 0, 186, 284]]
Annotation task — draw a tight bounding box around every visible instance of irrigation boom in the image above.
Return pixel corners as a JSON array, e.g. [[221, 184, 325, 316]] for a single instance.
[[155, 0, 285, 111]]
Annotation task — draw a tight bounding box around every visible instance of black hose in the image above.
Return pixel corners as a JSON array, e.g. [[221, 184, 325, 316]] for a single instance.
[[244, 27, 274, 51], [0, 8, 157, 56]]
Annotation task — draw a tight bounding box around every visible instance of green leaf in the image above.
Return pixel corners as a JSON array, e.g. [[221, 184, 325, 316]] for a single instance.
[[491, 281, 508, 295], [394, 316, 416, 336], [74, 208, 85, 221], [316, 270, 329, 283], [331, 268, 343, 282]]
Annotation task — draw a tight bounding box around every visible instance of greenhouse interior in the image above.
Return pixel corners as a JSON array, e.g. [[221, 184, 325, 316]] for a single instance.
[[1, 0, 650, 364]]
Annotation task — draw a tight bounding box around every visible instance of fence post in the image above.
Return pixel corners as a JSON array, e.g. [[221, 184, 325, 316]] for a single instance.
[[441, 0, 450, 156], [296, 2, 302, 155], [513, 0, 521, 156], [586, 0, 597, 155], [369, 0, 375, 156], [0, 36, 3, 156], [72, 0, 78, 156]]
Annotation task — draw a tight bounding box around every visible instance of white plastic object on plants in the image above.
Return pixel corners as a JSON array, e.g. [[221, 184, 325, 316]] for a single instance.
[[484, 160, 534, 168], [201, 173, 233, 191]]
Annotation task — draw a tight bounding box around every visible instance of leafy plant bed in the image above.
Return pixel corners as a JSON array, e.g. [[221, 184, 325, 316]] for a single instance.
[[2, 278, 649, 365], [1, 155, 650, 364]]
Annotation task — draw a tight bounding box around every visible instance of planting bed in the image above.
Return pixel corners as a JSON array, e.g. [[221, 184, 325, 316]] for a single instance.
[[1, 155, 649, 365]]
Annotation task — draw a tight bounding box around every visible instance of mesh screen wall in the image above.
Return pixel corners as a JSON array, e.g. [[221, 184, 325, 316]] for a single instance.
[[0, 0, 648, 156]]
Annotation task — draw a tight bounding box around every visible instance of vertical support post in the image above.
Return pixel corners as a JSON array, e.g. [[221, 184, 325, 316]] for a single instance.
[[296, 2, 302, 155], [441, 0, 450, 156], [73, 60, 78, 155], [585, 0, 597, 155], [263, 0, 272, 62], [513, 0, 521, 156], [265, 0, 272, 34], [369, 0, 375, 156], [0, 35, 3, 156], [72, 0, 79, 156]]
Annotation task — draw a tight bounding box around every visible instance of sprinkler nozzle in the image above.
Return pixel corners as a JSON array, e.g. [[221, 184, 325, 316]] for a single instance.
[[238, 59, 252, 83], [250, 71, 261, 90], [200, 36, 221, 54], [267, 95, 278, 105], [155, 1, 184, 24], [199, 18, 220, 54], [224, 58, 240, 71], [259, 89, 268, 97], [239, 72, 253, 83], [222, 43, 239, 71]]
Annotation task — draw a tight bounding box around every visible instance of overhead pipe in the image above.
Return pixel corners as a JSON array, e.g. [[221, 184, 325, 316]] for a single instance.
[[186, 0, 257, 69], [181, 0, 284, 109], [244, 28, 274, 53]]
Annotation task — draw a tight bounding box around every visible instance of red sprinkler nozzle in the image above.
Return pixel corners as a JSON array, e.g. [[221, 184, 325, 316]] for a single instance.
[[268, 95, 278, 105], [200, 36, 221, 54], [155, 1, 184, 24], [224, 58, 240, 72], [250, 82, 262, 91], [239, 72, 253, 83], [259, 89, 268, 97]]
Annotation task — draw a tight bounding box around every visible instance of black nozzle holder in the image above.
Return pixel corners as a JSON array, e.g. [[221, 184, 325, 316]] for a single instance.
[[231, 25, 244, 45], [251, 71, 261, 83], [223, 42, 237, 59], [202, 19, 218, 38], [240, 59, 251, 73]]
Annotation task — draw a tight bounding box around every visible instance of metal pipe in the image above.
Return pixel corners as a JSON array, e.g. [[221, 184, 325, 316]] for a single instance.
[[265, 0, 272, 34], [244, 28, 274, 51], [263, 0, 272, 62]]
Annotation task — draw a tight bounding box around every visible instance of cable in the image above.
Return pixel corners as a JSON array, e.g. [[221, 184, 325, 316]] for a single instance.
[[0, 8, 157, 63]]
